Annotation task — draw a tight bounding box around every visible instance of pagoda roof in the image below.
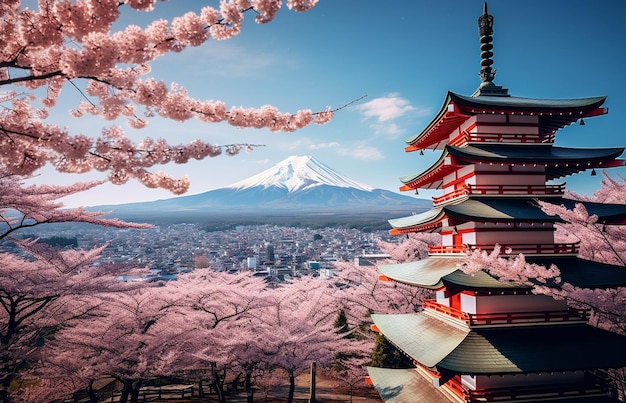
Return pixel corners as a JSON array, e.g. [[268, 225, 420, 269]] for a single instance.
[[379, 255, 626, 290], [365, 368, 620, 403], [399, 144, 625, 189], [378, 257, 466, 289], [441, 269, 530, 291], [405, 91, 607, 151], [371, 312, 469, 368], [388, 198, 626, 232], [437, 324, 626, 374], [372, 313, 626, 375], [366, 367, 454, 403]]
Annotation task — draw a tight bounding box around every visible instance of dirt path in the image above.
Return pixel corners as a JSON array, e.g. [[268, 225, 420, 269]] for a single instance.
[[151, 373, 382, 402]]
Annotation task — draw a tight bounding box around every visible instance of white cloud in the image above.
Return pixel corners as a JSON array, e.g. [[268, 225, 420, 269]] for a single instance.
[[337, 144, 384, 161], [354, 94, 415, 122], [370, 122, 405, 138], [308, 142, 341, 150]]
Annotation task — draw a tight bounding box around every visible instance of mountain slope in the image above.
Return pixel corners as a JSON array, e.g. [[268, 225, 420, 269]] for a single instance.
[[226, 155, 374, 192], [94, 155, 431, 218]]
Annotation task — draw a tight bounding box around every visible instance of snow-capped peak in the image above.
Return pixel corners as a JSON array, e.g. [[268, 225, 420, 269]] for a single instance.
[[226, 155, 374, 193]]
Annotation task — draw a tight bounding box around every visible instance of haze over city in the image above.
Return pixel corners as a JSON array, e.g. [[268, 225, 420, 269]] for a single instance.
[[27, 0, 626, 208]]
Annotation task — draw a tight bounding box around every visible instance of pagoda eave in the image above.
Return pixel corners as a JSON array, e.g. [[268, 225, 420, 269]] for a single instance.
[[366, 367, 453, 403], [378, 257, 466, 288], [448, 145, 626, 180], [405, 100, 472, 152], [405, 92, 608, 151], [436, 324, 626, 374]]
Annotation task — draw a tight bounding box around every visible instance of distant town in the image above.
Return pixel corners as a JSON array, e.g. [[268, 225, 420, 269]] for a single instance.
[[17, 222, 400, 282]]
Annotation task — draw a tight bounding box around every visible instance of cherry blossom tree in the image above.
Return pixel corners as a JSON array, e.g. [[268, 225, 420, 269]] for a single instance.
[[332, 260, 429, 334], [36, 286, 189, 403], [253, 277, 352, 403], [377, 232, 439, 263], [1, 0, 329, 194], [0, 239, 145, 402], [0, 170, 150, 239], [165, 269, 269, 403], [0, 168, 152, 402]]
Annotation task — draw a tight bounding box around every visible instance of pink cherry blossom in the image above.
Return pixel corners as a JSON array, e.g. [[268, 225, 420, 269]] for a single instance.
[[0, 0, 328, 194]]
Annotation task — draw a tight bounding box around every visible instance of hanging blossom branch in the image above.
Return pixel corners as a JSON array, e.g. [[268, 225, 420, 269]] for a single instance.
[[0, 0, 327, 194]]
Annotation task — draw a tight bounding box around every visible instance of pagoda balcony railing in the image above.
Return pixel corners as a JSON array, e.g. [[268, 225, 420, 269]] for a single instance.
[[466, 242, 579, 255], [428, 242, 579, 256], [468, 183, 565, 196], [423, 300, 589, 327], [432, 187, 471, 206], [428, 245, 468, 255], [450, 131, 555, 146], [467, 308, 589, 326], [465, 378, 610, 402], [423, 299, 470, 324], [432, 184, 565, 206]]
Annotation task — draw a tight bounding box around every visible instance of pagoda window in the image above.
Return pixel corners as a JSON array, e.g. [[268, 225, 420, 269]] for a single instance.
[[435, 289, 450, 307]]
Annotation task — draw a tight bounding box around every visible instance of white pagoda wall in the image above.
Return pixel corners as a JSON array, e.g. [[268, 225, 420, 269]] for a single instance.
[[474, 294, 568, 314], [440, 222, 555, 248], [452, 114, 541, 142], [474, 229, 554, 246], [442, 165, 548, 192], [434, 292, 568, 314]]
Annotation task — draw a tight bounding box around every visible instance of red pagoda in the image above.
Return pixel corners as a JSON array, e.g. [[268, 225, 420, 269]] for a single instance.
[[367, 4, 626, 403]]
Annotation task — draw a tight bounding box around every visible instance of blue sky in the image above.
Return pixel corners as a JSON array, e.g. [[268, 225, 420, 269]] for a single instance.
[[33, 1, 626, 207]]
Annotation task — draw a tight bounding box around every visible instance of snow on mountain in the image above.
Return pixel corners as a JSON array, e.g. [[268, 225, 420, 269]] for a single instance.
[[226, 155, 374, 193], [91, 155, 432, 220]]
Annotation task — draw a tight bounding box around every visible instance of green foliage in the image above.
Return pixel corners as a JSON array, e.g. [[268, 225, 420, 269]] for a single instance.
[[334, 309, 349, 335], [370, 334, 414, 369]]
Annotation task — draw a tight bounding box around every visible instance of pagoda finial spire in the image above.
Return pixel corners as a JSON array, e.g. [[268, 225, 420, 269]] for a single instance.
[[474, 2, 509, 96]]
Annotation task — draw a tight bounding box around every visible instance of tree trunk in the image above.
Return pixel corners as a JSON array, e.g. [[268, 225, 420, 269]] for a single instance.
[[308, 362, 316, 403], [129, 380, 142, 403], [211, 362, 225, 403], [87, 379, 98, 403], [197, 379, 205, 398], [287, 370, 296, 403], [245, 370, 254, 403], [119, 385, 130, 403]]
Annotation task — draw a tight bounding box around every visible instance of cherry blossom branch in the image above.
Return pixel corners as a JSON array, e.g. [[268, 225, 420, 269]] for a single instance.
[[0, 0, 324, 193]]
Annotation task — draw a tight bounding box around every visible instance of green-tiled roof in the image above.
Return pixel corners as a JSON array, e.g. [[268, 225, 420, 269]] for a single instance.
[[374, 313, 626, 374], [388, 207, 445, 230], [449, 144, 624, 180], [379, 256, 626, 290], [378, 258, 529, 290], [405, 91, 607, 149], [451, 92, 607, 111], [442, 269, 528, 290], [438, 324, 626, 374], [389, 197, 626, 228], [366, 367, 454, 403], [378, 257, 464, 288], [371, 313, 469, 367]]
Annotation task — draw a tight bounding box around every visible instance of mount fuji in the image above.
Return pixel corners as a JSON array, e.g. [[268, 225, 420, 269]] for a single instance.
[[96, 155, 430, 221]]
